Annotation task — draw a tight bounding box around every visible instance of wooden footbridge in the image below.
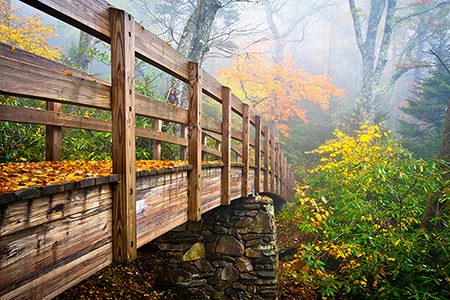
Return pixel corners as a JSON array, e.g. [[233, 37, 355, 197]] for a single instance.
[[0, 1, 295, 299]]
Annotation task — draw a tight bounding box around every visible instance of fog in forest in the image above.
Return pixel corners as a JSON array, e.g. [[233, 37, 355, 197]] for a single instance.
[[5, 0, 449, 165]]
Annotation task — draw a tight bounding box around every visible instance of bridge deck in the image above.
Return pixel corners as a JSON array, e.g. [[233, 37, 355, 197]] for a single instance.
[[0, 165, 258, 300]]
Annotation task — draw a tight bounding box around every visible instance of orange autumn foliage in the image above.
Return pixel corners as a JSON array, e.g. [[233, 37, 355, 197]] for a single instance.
[[0, 160, 228, 194], [217, 52, 344, 136]]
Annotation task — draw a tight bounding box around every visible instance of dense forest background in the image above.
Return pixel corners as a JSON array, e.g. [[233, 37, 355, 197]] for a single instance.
[[1, 0, 449, 299], [1, 0, 449, 166]]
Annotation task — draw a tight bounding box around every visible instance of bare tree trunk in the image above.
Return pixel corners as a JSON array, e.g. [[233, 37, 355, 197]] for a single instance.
[[74, 31, 98, 73], [349, 0, 397, 124], [168, 0, 221, 108]]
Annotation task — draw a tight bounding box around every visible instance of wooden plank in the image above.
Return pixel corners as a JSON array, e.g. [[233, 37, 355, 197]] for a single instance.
[[152, 119, 162, 160], [270, 135, 275, 193], [45, 101, 62, 161], [201, 167, 222, 213], [0, 105, 110, 132], [0, 42, 186, 124], [0, 55, 111, 110], [230, 167, 243, 200], [187, 61, 202, 221], [232, 127, 244, 142], [0, 105, 187, 146], [201, 133, 207, 160], [280, 153, 284, 198], [284, 156, 288, 198], [221, 87, 231, 205], [202, 144, 221, 158], [20, 0, 111, 43], [263, 126, 269, 192], [279, 145, 282, 195], [136, 172, 188, 247], [254, 116, 262, 194], [180, 125, 187, 160], [204, 129, 243, 158], [231, 94, 243, 117], [242, 104, 250, 197], [0, 42, 107, 84], [135, 94, 188, 125], [134, 22, 188, 82], [203, 71, 222, 102], [110, 8, 136, 263], [249, 110, 257, 126], [202, 116, 221, 134], [16, 2, 257, 128], [275, 142, 279, 194]]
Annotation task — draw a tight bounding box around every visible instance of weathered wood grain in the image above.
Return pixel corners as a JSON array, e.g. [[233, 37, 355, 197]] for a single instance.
[[180, 125, 188, 160], [202, 144, 221, 158], [0, 186, 113, 300], [0, 185, 112, 237], [2, 243, 112, 300], [0, 55, 111, 109], [152, 119, 162, 160], [45, 101, 62, 161], [136, 94, 188, 125], [242, 104, 250, 197], [0, 42, 106, 84], [0, 105, 188, 146], [230, 167, 242, 200], [201, 167, 222, 214], [136, 171, 188, 247], [254, 116, 261, 194], [221, 87, 231, 205], [188, 61, 202, 221], [110, 8, 137, 263], [20, 0, 111, 43], [263, 126, 270, 192], [270, 135, 275, 193]]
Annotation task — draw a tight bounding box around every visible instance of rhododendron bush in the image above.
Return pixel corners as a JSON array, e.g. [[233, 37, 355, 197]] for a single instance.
[[278, 124, 450, 299]]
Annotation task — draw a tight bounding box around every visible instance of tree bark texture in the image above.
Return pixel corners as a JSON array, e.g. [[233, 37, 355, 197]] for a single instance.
[[349, 0, 397, 124], [75, 31, 98, 73], [168, 0, 221, 108]]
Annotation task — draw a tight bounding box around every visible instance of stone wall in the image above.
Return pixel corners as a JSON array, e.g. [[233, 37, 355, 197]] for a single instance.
[[153, 196, 279, 300]]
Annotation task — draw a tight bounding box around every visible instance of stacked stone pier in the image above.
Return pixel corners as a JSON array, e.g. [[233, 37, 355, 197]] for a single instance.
[[153, 196, 279, 300]]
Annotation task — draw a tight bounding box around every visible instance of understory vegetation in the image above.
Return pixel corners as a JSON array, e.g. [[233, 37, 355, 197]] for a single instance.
[[277, 124, 450, 299]]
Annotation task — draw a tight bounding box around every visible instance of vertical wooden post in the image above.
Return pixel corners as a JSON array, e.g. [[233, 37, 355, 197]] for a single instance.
[[188, 61, 202, 221], [242, 103, 250, 197], [254, 116, 261, 194], [270, 135, 275, 193], [263, 126, 269, 192], [280, 150, 283, 195], [110, 8, 136, 263], [221, 87, 231, 205], [278, 146, 282, 195], [280, 152, 284, 197], [275, 142, 279, 194], [45, 101, 62, 161], [282, 155, 286, 198], [180, 125, 187, 160], [214, 139, 221, 160], [201, 133, 207, 160], [283, 156, 287, 198], [152, 119, 162, 160]]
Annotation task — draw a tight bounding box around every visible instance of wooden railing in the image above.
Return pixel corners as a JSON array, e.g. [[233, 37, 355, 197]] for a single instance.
[[0, 0, 295, 263]]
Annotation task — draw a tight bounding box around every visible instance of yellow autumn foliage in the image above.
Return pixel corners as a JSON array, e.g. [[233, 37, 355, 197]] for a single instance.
[[0, 0, 61, 60]]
